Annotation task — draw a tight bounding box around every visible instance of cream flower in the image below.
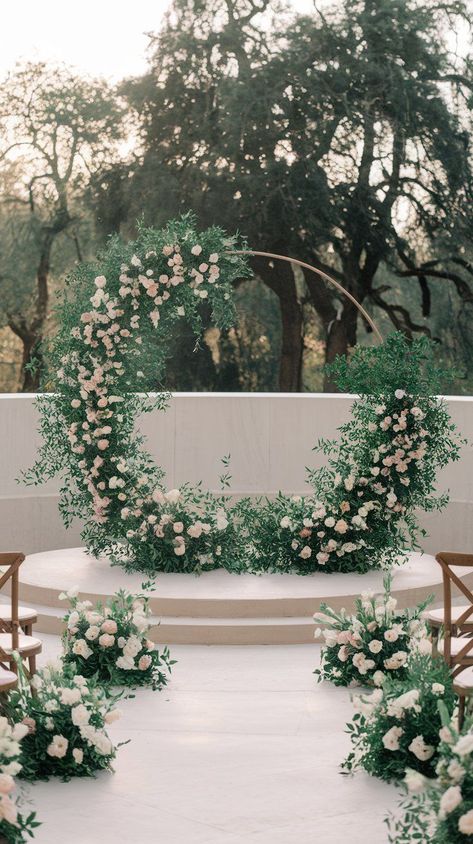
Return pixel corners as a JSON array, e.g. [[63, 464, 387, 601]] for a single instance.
[[408, 735, 434, 761], [439, 785, 462, 817], [458, 809, 473, 835], [382, 726, 404, 751], [71, 704, 90, 727], [47, 735, 69, 758]]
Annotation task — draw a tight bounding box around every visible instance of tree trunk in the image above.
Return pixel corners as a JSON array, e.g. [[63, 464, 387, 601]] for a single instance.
[[323, 302, 359, 391], [251, 254, 303, 391], [7, 322, 43, 391]]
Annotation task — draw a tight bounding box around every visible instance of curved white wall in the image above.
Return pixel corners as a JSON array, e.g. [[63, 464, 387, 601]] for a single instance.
[[1, 392, 472, 555]]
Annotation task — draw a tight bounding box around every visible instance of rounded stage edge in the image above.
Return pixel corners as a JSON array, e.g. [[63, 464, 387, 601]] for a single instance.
[[4, 548, 468, 646]]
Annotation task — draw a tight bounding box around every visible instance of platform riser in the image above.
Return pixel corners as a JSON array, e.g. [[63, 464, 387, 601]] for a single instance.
[[33, 612, 318, 645], [5, 578, 455, 620]]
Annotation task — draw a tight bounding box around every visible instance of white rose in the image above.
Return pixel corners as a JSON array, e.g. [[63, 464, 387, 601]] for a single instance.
[[71, 704, 90, 727], [459, 810, 473, 835], [299, 546, 312, 560], [405, 769, 427, 793], [368, 639, 383, 654], [408, 735, 434, 761], [104, 709, 122, 725], [165, 489, 181, 504], [395, 389, 406, 399], [59, 687, 82, 706], [280, 516, 291, 529], [72, 639, 93, 660], [382, 726, 404, 751], [85, 626, 100, 641], [439, 785, 462, 817], [454, 733, 473, 757], [384, 629, 399, 643]]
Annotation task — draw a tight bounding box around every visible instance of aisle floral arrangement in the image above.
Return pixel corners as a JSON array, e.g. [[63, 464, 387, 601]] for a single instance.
[[342, 652, 455, 783], [61, 587, 175, 688], [4, 660, 123, 782], [388, 705, 473, 843], [0, 717, 39, 843], [23, 212, 462, 576], [313, 576, 429, 687]]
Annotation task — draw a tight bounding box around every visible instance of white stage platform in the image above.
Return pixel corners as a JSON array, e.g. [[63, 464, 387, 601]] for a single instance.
[[5, 547, 471, 645]]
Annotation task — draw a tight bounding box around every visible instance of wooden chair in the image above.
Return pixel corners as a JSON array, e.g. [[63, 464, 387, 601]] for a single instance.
[[0, 554, 41, 678], [435, 551, 473, 727]]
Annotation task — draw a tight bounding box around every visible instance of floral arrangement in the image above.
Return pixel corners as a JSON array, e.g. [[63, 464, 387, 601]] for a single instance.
[[388, 706, 473, 842], [4, 660, 123, 782], [248, 334, 462, 574], [23, 212, 461, 576], [313, 576, 430, 687], [24, 215, 250, 575], [60, 586, 175, 689], [342, 652, 455, 783], [0, 717, 39, 843]]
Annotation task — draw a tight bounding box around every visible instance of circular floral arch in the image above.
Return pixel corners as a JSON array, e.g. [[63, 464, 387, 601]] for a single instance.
[[27, 216, 460, 576]]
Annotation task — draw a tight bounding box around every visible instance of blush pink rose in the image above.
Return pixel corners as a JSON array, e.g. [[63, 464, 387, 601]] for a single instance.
[[138, 655, 152, 671]]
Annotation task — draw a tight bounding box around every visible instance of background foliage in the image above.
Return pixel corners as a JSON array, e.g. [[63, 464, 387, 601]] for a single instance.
[[0, 0, 473, 392]]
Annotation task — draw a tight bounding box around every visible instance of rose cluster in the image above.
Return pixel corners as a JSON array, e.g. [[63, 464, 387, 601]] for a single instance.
[[61, 586, 175, 689], [0, 717, 38, 843], [314, 577, 429, 687], [390, 712, 473, 842], [343, 652, 455, 784], [253, 383, 443, 575], [8, 660, 122, 782]]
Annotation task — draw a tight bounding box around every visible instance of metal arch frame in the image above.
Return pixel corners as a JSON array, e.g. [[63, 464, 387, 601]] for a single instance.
[[227, 249, 382, 343]]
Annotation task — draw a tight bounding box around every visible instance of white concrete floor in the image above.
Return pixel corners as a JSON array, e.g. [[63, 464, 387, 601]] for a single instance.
[[24, 636, 401, 844]]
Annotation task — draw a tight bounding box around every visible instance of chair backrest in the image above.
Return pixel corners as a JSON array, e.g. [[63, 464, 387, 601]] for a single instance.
[[436, 551, 473, 675], [0, 553, 24, 665]]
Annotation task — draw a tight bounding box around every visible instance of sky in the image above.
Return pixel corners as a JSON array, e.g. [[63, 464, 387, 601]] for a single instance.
[[0, 0, 316, 81]]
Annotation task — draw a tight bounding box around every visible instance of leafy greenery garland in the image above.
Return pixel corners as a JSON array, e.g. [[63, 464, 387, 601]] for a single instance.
[[25, 216, 462, 575], [245, 334, 462, 574], [342, 653, 455, 784]]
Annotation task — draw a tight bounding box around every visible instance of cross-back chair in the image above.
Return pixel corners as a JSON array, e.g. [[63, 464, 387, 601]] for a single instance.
[[435, 552, 473, 727], [0, 553, 41, 681]]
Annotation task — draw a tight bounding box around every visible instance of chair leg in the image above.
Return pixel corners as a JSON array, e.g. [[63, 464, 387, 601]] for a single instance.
[[459, 694, 466, 730], [431, 627, 440, 657], [28, 654, 36, 676]]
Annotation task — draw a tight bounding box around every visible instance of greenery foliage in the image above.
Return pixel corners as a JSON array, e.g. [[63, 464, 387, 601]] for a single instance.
[[248, 334, 462, 574], [343, 653, 455, 784], [4, 661, 123, 782], [0, 718, 39, 843], [388, 706, 473, 843], [314, 576, 430, 687], [61, 588, 175, 689]]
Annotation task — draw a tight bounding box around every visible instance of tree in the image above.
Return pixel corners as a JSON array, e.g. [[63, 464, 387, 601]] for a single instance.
[[0, 62, 125, 390], [122, 0, 473, 389]]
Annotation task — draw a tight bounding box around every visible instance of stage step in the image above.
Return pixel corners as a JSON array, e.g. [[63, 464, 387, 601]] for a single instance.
[[5, 547, 473, 645]]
